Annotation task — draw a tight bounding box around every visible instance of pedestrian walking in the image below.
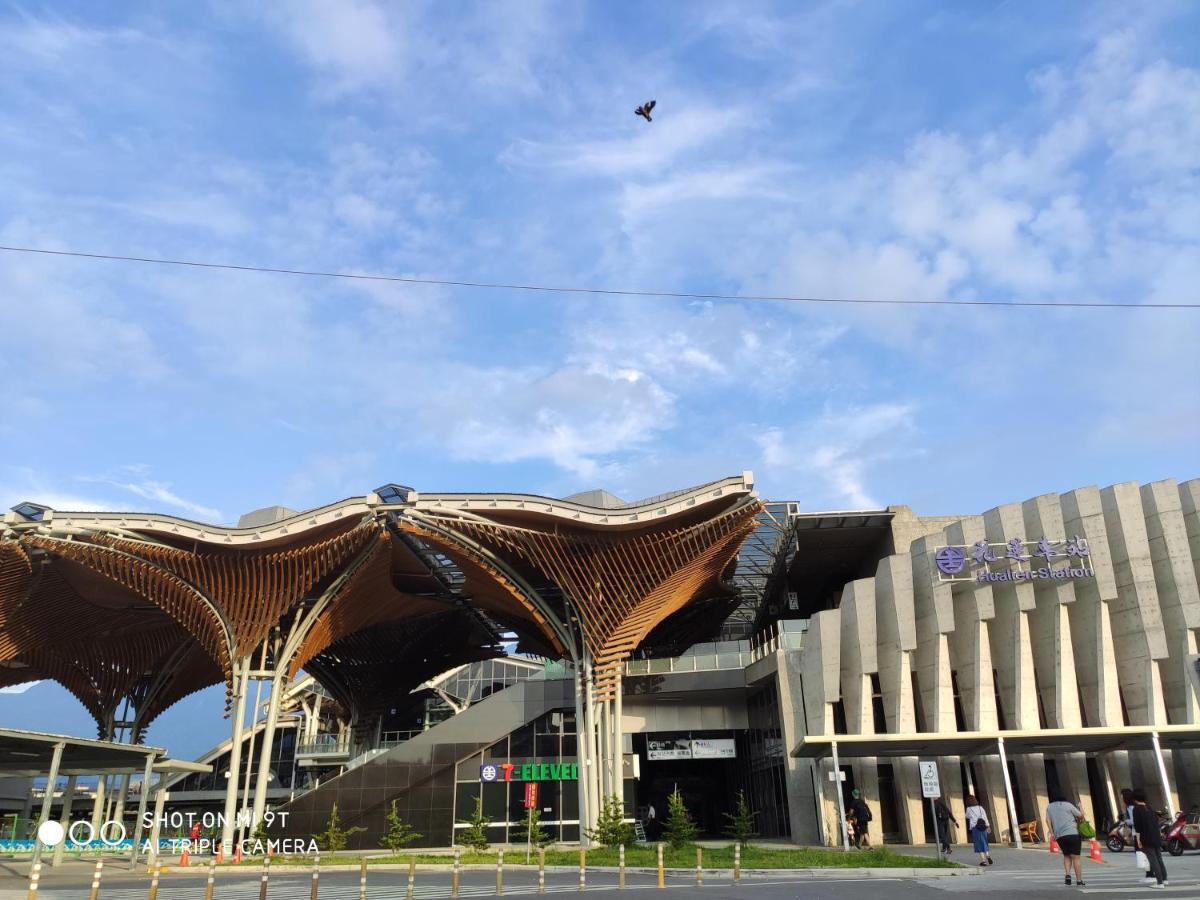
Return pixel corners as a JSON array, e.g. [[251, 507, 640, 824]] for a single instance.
[[934, 797, 957, 854], [1132, 790, 1168, 889], [1045, 793, 1086, 887], [964, 794, 992, 866], [848, 789, 872, 849], [1121, 787, 1154, 883]]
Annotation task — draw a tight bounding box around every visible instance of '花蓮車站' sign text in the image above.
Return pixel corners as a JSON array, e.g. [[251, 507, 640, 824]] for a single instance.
[[933, 536, 1094, 584]]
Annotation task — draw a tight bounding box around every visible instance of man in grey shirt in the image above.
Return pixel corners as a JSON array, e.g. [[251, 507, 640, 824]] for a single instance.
[[1045, 795, 1085, 886]]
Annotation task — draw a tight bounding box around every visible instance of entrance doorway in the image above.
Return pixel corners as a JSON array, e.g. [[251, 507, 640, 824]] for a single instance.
[[633, 733, 739, 838]]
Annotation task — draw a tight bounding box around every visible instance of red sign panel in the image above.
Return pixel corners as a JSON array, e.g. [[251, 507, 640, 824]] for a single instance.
[[523, 782, 539, 809]]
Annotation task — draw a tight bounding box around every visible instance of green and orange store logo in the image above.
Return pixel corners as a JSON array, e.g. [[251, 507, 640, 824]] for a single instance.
[[479, 761, 578, 782]]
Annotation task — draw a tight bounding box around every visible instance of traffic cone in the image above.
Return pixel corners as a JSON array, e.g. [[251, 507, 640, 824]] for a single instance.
[[1049, 834, 1059, 853], [1089, 838, 1104, 862], [216, 843, 225, 863], [180, 847, 190, 867], [233, 844, 242, 865]]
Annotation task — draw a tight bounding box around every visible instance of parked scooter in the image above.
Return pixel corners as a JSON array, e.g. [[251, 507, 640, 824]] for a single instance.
[[1165, 811, 1200, 856], [1106, 811, 1172, 852]]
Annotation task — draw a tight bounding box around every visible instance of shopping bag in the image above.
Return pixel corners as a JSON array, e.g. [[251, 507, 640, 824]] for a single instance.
[[1135, 850, 1149, 869], [1079, 820, 1096, 838]]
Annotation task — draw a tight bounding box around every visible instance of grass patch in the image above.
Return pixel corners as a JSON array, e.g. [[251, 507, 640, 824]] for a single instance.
[[256, 844, 957, 870]]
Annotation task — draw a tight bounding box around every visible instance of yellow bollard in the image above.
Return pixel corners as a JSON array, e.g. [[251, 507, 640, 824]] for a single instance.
[[695, 848, 702, 886], [27, 860, 41, 900], [358, 858, 367, 900], [578, 847, 586, 891], [260, 855, 272, 900], [147, 864, 161, 900], [496, 848, 504, 895], [656, 843, 664, 889], [204, 856, 217, 900], [734, 842, 741, 883], [310, 853, 320, 900], [88, 858, 104, 900], [452, 848, 460, 898], [619, 844, 625, 889], [538, 847, 545, 894], [407, 858, 416, 900]]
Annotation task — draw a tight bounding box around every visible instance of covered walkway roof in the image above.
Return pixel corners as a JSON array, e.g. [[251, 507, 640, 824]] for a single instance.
[[792, 724, 1200, 760], [0, 727, 211, 777]]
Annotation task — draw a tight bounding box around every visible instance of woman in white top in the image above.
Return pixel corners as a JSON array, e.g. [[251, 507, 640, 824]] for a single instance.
[[964, 794, 993, 866]]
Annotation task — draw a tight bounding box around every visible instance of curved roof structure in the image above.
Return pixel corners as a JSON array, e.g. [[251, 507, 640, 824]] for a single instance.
[[0, 474, 760, 732]]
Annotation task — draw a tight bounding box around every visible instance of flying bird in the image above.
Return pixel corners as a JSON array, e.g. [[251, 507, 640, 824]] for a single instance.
[[634, 100, 656, 122]]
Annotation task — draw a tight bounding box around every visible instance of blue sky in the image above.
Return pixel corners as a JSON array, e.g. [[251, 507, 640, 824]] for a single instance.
[[1, 1, 1197, 759]]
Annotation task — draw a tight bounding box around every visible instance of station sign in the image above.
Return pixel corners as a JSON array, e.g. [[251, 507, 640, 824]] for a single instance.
[[933, 535, 1094, 585], [480, 761, 578, 782], [647, 735, 736, 760]]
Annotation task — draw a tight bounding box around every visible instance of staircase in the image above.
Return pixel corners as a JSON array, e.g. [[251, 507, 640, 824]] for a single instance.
[[270, 673, 574, 849]]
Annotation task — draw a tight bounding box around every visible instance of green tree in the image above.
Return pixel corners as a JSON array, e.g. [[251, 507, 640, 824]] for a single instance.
[[314, 803, 366, 852], [722, 791, 759, 846], [457, 794, 491, 851], [522, 805, 555, 849], [586, 795, 635, 848], [381, 800, 423, 851], [662, 788, 698, 849]]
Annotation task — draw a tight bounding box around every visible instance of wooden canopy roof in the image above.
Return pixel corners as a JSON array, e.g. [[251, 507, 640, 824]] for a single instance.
[[0, 475, 760, 729]]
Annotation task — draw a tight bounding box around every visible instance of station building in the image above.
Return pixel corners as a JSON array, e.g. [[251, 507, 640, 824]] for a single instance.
[[2, 474, 1199, 850]]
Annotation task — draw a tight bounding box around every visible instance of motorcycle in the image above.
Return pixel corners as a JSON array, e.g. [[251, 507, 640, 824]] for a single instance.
[[1106, 811, 1171, 852], [1165, 811, 1200, 856]]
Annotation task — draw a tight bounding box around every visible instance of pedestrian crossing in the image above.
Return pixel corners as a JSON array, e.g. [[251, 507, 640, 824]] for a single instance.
[[965, 867, 1200, 895]]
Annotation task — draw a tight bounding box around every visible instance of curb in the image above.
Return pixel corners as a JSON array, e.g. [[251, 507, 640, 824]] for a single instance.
[[151, 862, 977, 879]]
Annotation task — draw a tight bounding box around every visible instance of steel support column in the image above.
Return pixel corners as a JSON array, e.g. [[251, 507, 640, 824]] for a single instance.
[[220, 657, 252, 852], [1150, 731, 1175, 818], [831, 741, 849, 851], [31, 742, 65, 866], [251, 670, 286, 830], [997, 737, 1022, 849], [51, 775, 77, 867], [129, 752, 156, 865]]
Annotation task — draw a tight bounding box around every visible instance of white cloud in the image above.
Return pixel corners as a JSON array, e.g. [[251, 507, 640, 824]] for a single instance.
[[426, 364, 675, 480], [0, 682, 42, 694], [756, 404, 918, 509]]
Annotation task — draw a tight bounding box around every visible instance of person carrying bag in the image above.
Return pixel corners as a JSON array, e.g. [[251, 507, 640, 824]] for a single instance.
[[964, 795, 993, 867]]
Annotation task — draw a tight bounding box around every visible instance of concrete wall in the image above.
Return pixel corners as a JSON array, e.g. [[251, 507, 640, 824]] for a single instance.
[[795, 478, 1200, 846]]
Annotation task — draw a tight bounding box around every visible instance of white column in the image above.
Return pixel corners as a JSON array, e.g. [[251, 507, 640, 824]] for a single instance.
[[220, 658, 251, 852], [31, 743, 65, 865], [88, 776, 107, 834], [128, 752, 156, 865], [1151, 731, 1176, 818], [831, 742, 849, 851], [51, 775, 77, 867], [997, 738, 1022, 849], [573, 669, 592, 848], [613, 673, 624, 805], [238, 673, 265, 840], [146, 781, 168, 868], [251, 671, 287, 829]]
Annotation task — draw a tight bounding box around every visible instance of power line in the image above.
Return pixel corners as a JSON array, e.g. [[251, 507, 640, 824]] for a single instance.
[[0, 244, 1195, 309]]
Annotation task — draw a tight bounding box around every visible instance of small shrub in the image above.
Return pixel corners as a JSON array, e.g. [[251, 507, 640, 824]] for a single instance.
[[662, 788, 698, 849], [381, 800, 423, 851], [314, 803, 365, 852], [587, 795, 635, 848], [722, 791, 759, 846], [521, 805, 555, 849], [458, 795, 491, 851]]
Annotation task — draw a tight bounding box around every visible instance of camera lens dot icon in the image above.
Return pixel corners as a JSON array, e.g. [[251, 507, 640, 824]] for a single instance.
[[37, 820, 65, 847]]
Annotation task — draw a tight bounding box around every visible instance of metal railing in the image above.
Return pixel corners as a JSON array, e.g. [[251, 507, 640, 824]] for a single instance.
[[296, 734, 351, 756]]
